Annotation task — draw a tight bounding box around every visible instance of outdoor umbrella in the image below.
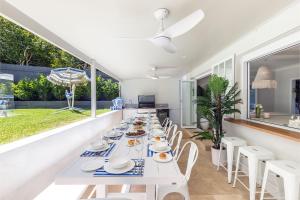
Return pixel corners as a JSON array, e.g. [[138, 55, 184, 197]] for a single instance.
[[47, 67, 90, 111]]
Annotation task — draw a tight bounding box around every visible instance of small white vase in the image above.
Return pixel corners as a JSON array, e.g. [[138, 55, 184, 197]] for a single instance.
[[199, 118, 209, 130], [211, 147, 227, 166]]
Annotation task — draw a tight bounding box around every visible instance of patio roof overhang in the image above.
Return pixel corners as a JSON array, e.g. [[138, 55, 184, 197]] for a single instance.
[[0, 0, 294, 81]]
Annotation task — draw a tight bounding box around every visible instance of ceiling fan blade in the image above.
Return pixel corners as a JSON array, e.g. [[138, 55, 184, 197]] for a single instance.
[[114, 36, 149, 41], [158, 75, 171, 79], [149, 37, 177, 53], [152, 66, 177, 70], [146, 74, 158, 79], [161, 9, 204, 38]]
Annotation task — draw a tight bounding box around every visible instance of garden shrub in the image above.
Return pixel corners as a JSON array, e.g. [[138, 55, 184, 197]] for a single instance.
[[12, 74, 119, 101], [52, 84, 65, 100]]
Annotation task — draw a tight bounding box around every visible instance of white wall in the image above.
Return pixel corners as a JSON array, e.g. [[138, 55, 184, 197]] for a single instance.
[[120, 78, 180, 124], [0, 111, 122, 200], [274, 64, 300, 113]]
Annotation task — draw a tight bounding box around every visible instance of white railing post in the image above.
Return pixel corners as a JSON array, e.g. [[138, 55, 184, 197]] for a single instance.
[[91, 60, 97, 118]]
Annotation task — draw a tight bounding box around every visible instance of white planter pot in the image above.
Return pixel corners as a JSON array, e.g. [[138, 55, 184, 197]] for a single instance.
[[211, 147, 227, 166], [199, 118, 209, 130]]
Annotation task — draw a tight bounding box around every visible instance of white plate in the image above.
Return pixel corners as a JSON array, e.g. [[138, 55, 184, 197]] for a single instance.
[[90, 141, 108, 150], [106, 139, 114, 144], [151, 120, 160, 124], [109, 156, 130, 169], [149, 145, 171, 153], [105, 131, 123, 138], [104, 160, 135, 174], [151, 129, 165, 137], [87, 144, 110, 152], [81, 159, 105, 172], [153, 153, 173, 163], [152, 124, 162, 129]]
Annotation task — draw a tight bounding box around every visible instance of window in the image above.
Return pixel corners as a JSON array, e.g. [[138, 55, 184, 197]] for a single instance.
[[212, 56, 235, 117], [247, 44, 300, 130], [212, 56, 235, 87]]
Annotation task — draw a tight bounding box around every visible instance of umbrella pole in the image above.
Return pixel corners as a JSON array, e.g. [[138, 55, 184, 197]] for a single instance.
[[72, 84, 76, 109]]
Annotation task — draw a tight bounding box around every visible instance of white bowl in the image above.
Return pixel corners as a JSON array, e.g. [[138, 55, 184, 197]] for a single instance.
[[153, 142, 168, 151], [109, 156, 130, 169], [90, 140, 108, 150], [110, 131, 118, 137]]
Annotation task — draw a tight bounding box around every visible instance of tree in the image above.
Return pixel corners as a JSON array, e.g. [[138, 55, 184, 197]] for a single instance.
[[0, 16, 85, 67], [101, 79, 119, 100]]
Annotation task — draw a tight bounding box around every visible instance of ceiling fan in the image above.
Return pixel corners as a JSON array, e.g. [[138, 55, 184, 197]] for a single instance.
[[118, 8, 205, 54], [146, 66, 176, 79]]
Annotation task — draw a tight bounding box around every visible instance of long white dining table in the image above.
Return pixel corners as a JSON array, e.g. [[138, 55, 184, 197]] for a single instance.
[[55, 120, 183, 200]]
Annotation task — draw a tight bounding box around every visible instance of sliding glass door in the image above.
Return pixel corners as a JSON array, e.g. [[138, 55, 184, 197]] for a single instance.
[[180, 80, 197, 128]]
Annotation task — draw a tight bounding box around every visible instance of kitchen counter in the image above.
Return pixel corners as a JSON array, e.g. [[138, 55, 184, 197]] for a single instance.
[[123, 104, 169, 110], [122, 106, 169, 121], [225, 118, 300, 142]]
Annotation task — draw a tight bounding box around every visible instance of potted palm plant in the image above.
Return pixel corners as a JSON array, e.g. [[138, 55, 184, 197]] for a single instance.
[[192, 75, 242, 165]]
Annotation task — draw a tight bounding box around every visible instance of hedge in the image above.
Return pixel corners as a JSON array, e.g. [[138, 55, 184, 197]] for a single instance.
[[12, 75, 119, 101]]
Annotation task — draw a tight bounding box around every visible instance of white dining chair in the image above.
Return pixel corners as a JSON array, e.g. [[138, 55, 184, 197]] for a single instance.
[[156, 141, 199, 200], [166, 124, 177, 142], [169, 131, 183, 160], [163, 119, 172, 133], [162, 117, 169, 127]]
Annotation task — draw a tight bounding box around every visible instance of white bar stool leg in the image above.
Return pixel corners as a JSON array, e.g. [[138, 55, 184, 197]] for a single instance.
[[226, 144, 234, 183], [284, 177, 299, 200], [232, 150, 241, 188], [217, 142, 223, 171], [259, 165, 270, 200], [248, 157, 259, 200]]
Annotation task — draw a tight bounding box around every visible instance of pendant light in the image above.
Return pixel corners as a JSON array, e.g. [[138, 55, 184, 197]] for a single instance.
[[252, 66, 277, 89]]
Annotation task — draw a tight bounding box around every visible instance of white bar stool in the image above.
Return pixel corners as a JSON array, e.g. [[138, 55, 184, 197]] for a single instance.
[[217, 137, 247, 183], [233, 146, 275, 200], [260, 160, 300, 200]]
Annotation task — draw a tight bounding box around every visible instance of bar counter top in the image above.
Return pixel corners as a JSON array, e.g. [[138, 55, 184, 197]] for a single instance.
[[225, 118, 300, 143]]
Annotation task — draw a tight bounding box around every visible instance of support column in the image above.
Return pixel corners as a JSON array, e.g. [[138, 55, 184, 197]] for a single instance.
[[91, 60, 97, 118]]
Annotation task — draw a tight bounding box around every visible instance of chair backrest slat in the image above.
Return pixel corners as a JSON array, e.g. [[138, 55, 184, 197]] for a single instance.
[[162, 117, 169, 127], [170, 131, 183, 159], [166, 124, 177, 143], [176, 141, 199, 181]]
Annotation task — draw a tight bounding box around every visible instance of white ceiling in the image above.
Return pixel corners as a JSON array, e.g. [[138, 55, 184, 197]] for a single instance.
[[4, 0, 296, 80], [250, 44, 300, 70]]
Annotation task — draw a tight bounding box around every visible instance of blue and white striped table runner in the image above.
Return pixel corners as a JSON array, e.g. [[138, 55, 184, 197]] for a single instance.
[[81, 143, 116, 157]]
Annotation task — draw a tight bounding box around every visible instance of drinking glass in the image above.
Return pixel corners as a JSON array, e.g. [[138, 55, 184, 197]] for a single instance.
[[134, 138, 144, 161]]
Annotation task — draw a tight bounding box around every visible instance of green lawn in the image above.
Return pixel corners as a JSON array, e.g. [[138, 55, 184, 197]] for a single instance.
[[0, 108, 110, 144]]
